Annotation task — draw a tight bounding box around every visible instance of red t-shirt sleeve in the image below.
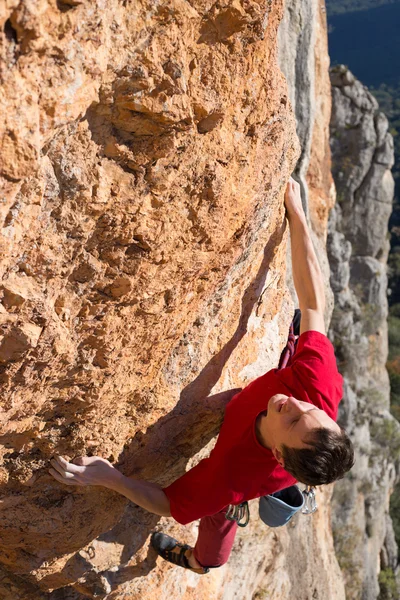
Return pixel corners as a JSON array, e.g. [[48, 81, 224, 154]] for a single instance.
[[163, 457, 236, 525], [275, 330, 343, 419]]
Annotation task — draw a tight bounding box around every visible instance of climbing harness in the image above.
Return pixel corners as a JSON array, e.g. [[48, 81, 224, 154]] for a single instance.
[[225, 502, 250, 527], [301, 485, 318, 515]]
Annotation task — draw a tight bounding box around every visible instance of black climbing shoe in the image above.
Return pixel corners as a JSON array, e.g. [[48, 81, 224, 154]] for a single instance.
[[150, 532, 209, 574]]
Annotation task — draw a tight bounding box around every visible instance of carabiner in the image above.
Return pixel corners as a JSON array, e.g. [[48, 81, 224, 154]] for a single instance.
[[225, 502, 250, 527], [301, 486, 317, 514]]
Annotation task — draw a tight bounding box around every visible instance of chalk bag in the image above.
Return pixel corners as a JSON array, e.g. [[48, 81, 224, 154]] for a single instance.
[[259, 485, 305, 527]]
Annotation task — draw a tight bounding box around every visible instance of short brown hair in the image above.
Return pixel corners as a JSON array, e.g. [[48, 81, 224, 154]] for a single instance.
[[281, 426, 355, 485]]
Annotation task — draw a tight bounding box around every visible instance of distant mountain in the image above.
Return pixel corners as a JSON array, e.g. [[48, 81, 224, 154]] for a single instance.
[[326, 0, 400, 300], [327, 2, 400, 88], [326, 0, 400, 16]]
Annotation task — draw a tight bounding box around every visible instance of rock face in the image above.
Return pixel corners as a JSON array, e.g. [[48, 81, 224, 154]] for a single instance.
[[328, 65, 399, 600], [278, 0, 335, 313], [0, 0, 347, 598]]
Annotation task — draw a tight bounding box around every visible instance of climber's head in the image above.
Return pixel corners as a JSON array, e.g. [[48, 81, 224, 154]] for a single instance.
[[264, 394, 354, 485]]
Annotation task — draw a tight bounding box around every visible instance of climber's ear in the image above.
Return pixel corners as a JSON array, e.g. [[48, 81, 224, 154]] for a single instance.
[[271, 446, 285, 468]]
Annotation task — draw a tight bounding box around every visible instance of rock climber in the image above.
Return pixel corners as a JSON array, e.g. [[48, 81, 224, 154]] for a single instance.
[[49, 177, 354, 575]]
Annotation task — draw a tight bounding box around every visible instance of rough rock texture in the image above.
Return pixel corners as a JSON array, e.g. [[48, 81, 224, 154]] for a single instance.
[[328, 65, 400, 600], [278, 0, 335, 314], [0, 0, 346, 598]]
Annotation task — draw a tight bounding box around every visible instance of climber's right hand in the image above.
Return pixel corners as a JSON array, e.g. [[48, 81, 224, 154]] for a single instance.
[[49, 455, 122, 488], [284, 177, 304, 220]]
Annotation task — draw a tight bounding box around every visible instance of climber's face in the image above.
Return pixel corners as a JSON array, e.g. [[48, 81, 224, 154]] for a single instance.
[[262, 394, 340, 462]]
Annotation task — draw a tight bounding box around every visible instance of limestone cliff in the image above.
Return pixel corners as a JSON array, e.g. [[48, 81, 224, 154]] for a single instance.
[[278, 0, 335, 316], [0, 1, 345, 598], [328, 65, 399, 600]]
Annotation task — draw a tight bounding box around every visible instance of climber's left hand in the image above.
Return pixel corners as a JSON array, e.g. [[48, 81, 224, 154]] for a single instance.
[[49, 455, 122, 488]]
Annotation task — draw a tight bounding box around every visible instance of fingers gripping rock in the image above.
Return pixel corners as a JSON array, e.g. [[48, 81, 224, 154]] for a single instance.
[[49, 456, 85, 486]]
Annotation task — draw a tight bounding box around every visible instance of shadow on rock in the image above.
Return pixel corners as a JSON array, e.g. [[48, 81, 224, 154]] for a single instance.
[[118, 222, 284, 485]]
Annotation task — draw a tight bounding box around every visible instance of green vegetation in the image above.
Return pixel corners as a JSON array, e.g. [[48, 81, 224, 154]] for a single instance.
[[387, 308, 400, 422], [374, 86, 400, 317], [333, 524, 363, 599], [375, 83, 400, 559], [371, 84, 400, 185], [378, 568, 399, 600], [374, 82, 400, 445], [326, 0, 400, 16], [367, 83, 400, 559], [370, 416, 400, 460], [390, 483, 400, 557]]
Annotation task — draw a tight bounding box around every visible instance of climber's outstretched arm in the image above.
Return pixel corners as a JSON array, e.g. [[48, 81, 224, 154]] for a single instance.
[[284, 178, 326, 336], [112, 475, 171, 517], [49, 455, 171, 517]]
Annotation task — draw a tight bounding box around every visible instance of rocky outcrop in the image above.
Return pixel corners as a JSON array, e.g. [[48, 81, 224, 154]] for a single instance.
[[328, 65, 399, 600]]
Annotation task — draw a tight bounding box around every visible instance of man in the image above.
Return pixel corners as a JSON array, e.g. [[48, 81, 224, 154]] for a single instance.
[[49, 178, 354, 575]]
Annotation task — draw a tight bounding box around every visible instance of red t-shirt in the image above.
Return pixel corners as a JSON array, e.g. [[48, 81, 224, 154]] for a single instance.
[[163, 330, 343, 525]]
